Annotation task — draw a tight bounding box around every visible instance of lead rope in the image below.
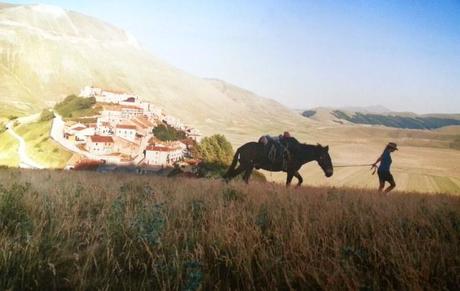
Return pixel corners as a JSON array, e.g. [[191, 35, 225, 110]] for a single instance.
[[334, 164, 374, 168], [334, 163, 377, 175]]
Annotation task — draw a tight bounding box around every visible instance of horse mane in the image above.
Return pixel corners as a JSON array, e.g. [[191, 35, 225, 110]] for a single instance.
[[298, 143, 320, 151]]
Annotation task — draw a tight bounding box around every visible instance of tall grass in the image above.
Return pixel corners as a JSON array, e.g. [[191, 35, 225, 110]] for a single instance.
[[0, 169, 459, 290]]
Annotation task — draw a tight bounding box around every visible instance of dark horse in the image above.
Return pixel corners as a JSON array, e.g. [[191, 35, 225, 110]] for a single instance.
[[224, 137, 333, 186]]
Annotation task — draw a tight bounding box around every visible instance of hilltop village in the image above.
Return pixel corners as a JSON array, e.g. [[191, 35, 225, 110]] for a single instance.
[[51, 86, 202, 171]]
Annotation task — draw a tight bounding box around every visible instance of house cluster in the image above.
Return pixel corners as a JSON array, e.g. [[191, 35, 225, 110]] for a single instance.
[[62, 86, 202, 167]]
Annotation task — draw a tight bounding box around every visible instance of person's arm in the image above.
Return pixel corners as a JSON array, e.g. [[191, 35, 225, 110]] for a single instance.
[[372, 154, 383, 168]]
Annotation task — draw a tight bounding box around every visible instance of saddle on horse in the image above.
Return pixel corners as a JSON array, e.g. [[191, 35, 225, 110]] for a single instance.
[[259, 135, 291, 170]]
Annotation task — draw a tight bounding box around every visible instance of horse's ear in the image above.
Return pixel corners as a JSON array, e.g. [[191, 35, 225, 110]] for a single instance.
[[324, 145, 329, 152]]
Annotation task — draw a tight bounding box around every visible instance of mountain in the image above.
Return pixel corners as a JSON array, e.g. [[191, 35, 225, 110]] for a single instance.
[[300, 106, 392, 124], [0, 3, 309, 137], [301, 107, 460, 130]]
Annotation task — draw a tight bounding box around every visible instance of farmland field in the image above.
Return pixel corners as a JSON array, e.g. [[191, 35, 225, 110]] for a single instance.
[[256, 126, 460, 194]]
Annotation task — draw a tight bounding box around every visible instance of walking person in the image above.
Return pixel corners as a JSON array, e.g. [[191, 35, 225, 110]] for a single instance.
[[371, 142, 398, 193]]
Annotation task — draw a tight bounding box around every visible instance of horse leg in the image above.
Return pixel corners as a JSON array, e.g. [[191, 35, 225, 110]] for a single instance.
[[227, 165, 246, 180], [294, 171, 303, 188], [286, 171, 294, 187], [242, 165, 254, 184]]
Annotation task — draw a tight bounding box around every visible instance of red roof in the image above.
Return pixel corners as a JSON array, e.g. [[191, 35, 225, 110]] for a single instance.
[[102, 105, 122, 112], [180, 139, 195, 146], [90, 135, 114, 143], [116, 124, 137, 130], [141, 118, 154, 126], [131, 120, 146, 129], [73, 159, 104, 170], [146, 145, 176, 152], [121, 105, 142, 110], [133, 117, 154, 128]]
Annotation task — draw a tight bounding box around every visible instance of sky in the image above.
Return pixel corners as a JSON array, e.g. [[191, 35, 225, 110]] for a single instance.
[[7, 0, 460, 113]]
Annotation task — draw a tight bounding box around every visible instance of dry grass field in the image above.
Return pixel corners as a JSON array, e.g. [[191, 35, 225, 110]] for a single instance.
[[0, 169, 459, 290]]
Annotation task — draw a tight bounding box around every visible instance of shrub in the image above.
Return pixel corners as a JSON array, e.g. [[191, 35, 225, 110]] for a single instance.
[[54, 95, 96, 118], [152, 123, 186, 141], [302, 110, 316, 118], [39, 110, 55, 122]]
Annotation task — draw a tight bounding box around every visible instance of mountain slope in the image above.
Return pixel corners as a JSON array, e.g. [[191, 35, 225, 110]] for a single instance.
[[0, 3, 309, 137], [301, 107, 460, 129]]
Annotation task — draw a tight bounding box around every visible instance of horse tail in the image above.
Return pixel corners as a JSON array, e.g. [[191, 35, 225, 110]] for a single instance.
[[224, 147, 241, 179]]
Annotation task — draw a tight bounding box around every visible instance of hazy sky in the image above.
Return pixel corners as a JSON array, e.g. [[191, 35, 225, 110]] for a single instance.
[[7, 0, 460, 113]]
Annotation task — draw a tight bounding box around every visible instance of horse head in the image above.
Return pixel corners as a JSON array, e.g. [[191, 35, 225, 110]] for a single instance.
[[316, 144, 333, 177]]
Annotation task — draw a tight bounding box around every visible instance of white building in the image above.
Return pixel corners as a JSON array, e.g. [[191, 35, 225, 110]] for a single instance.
[[75, 127, 95, 144], [115, 124, 137, 142], [95, 119, 113, 136], [100, 108, 122, 125], [63, 123, 95, 144], [163, 115, 186, 130], [113, 136, 139, 158], [97, 90, 131, 104], [120, 96, 140, 106], [79, 86, 102, 98], [130, 117, 155, 137], [121, 105, 143, 119], [86, 135, 114, 155], [185, 128, 202, 142], [139, 101, 162, 119], [80, 86, 138, 104], [144, 143, 184, 166]]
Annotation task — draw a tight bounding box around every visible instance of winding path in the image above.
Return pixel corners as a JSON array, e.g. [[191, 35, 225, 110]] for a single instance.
[[6, 117, 45, 169]]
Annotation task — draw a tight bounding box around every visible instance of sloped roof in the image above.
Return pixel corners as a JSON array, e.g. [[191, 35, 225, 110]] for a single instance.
[[116, 124, 136, 130], [90, 135, 114, 143]]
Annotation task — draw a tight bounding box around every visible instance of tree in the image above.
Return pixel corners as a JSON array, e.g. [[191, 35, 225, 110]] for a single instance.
[[195, 134, 234, 166]]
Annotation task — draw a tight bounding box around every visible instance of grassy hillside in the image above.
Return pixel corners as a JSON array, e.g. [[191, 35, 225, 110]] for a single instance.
[[0, 131, 19, 167], [0, 4, 310, 137], [15, 120, 72, 168], [0, 104, 25, 123], [0, 169, 459, 290], [331, 110, 460, 130]]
